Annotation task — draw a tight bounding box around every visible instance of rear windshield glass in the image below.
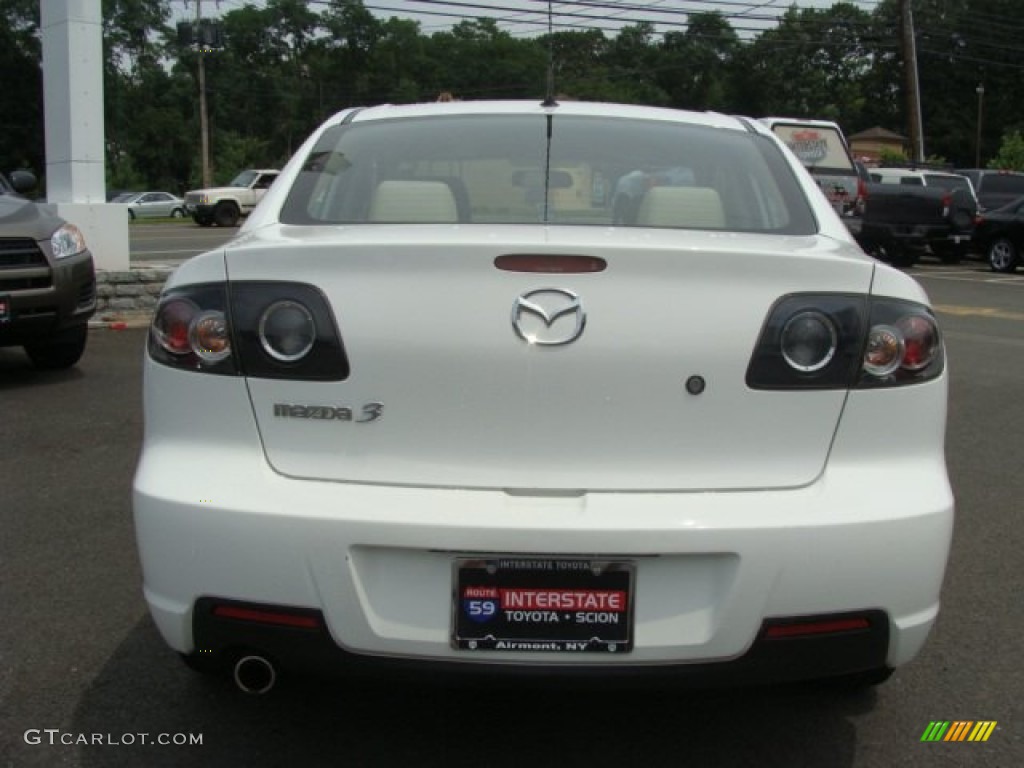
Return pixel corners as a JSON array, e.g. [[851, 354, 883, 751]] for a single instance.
[[768, 123, 855, 174], [281, 114, 816, 235], [982, 174, 1024, 195], [927, 174, 973, 194]]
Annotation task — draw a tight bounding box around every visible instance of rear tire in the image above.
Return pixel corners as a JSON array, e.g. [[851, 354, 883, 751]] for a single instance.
[[194, 214, 213, 227], [988, 237, 1019, 273], [214, 201, 240, 227], [171, 208, 185, 219], [24, 325, 88, 370]]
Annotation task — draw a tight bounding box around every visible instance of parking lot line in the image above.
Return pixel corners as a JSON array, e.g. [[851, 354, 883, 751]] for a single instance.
[[916, 271, 1024, 286], [934, 304, 1024, 322]]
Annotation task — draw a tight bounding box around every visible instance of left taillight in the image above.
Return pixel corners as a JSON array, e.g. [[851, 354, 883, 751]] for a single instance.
[[747, 293, 944, 390], [150, 284, 237, 375], [149, 281, 349, 380]]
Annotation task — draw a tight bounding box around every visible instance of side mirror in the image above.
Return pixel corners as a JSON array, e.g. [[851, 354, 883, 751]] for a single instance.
[[8, 170, 38, 195]]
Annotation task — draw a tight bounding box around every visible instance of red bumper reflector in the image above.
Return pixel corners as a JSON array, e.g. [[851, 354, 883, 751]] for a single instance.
[[765, 617, 871, 639], [212, 605, 321, 630]]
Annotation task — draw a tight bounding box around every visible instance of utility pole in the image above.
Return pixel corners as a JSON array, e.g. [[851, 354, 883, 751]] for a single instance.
[[975, 83, 985, 168], [900, 0, 925, 162], [196, 0, 212, 187]]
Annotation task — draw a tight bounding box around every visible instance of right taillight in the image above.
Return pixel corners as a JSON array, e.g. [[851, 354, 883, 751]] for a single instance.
[[857, 299, 943, 388], [747, 294, 943, 390]]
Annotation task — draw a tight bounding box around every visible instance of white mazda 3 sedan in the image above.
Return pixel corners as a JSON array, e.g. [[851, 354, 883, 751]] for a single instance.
[[133, 101, 953, 694]]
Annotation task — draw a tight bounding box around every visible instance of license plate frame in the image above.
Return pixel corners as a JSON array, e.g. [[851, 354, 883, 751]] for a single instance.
[[452, 557, 635, 653]]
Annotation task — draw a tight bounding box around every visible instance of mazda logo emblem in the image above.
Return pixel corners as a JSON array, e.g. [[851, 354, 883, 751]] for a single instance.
[[511, 288, 586, 346]]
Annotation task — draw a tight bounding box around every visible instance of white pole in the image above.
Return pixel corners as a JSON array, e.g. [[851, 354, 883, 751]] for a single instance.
[[41, 0, 130, 271]]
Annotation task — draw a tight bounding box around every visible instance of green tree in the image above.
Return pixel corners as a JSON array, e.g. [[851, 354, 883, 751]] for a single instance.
[[365, 17, 429, 104], [868, 0, 1024, 166], [878, 147, 909, 165], [425, 19, 545, 100], [539, 29, 612, 101], [989, 131, 1024, 171], [0, 0, 43, 174], [204, 131, 271, 185], [12, 0, 1024, 192], [598, 22, 668, 105], [321, 0, 382, 105], [657, 12, 738, 112], [103, 0, 194, 192], [733, 3, 873, 125]]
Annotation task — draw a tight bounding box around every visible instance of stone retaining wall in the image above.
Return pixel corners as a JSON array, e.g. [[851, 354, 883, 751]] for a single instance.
[[89, 266, 176, 328], [94, 266, 175, 314]]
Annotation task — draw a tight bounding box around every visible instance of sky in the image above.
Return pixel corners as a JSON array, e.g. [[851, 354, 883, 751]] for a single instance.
[[182, 0, 884, 41]]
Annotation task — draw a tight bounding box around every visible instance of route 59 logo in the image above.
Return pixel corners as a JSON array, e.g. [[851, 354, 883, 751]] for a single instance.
[[462, 586, 498, 623]]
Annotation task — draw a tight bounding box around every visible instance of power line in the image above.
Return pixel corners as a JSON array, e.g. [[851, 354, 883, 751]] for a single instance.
[[174, 0, 1024, 71]]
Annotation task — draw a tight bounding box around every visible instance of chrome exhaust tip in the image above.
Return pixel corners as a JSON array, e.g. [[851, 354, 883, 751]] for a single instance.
[[232, 654, 277, 695]]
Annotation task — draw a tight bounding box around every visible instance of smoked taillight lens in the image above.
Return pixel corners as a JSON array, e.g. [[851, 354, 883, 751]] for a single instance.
[[746, 294, 866, 390], [148, 282, 349, 380], [747, 294, 943, 390]]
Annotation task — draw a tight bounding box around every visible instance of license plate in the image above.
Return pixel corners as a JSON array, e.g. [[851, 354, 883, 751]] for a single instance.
[[0, 294, 10, 324], [453, 557, 634, 653]]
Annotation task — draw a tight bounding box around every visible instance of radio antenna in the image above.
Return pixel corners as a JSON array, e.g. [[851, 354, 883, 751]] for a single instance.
[[541, 0, 558, 107]]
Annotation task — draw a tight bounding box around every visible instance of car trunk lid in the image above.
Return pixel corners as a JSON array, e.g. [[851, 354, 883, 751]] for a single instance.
[[227, 226, 873, 491]]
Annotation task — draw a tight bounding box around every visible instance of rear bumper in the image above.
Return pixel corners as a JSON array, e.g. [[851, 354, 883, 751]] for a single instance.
[[191, 598, 891, 687], [134, 374, 953, 685], [857, 222, 969, 249]]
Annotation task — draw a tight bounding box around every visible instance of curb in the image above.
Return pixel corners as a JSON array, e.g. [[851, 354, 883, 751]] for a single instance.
[[88, 311, 152, 331]]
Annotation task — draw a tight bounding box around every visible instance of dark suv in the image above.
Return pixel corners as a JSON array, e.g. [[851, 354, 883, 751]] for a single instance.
[[1, 171, 96, 368], [954, 169, 1024, 211]]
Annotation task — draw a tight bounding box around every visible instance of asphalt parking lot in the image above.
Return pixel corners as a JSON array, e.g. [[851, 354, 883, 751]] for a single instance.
[[1, 260, 1022, 767]]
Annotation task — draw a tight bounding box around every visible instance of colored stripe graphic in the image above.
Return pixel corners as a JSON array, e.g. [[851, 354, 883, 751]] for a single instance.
[[920, 721, 997, 742], [968, 722, 997, 742], [945, 721, 972, 741], [921, 722, 949, 742]]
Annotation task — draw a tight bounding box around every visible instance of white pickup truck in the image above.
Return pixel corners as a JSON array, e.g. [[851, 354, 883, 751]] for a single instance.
[[183, 169, 279, 227]]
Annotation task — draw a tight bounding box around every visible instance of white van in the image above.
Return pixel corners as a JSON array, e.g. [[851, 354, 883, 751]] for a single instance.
[[759, 117, 861, 218]]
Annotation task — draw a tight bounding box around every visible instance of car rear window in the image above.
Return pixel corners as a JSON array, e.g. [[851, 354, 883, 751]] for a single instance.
[[927, 174, 973, 194], [981, 173, 1024, 195], [281, 114, 817, 235], [767, 123, 855, 174]]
